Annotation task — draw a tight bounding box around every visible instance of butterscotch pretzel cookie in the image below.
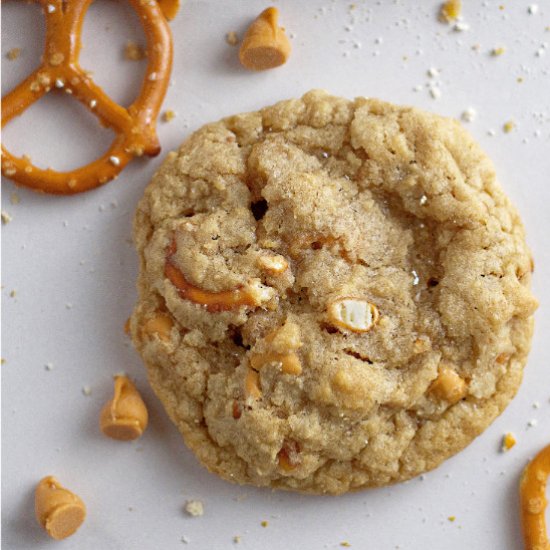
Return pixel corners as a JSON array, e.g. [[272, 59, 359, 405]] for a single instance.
[[130, 90, 537, 494]]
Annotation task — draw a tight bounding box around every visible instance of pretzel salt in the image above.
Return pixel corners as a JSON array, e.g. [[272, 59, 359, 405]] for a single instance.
[[520, 444, 550, 550], [1, 0, 175, 194]]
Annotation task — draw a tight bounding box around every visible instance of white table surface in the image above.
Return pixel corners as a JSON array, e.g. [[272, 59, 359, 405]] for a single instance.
[[2, 1, 549, 549]]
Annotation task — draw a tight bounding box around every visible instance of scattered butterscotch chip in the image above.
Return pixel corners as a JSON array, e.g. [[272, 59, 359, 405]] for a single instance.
[[162, 109, 176, 123], [100, 375, 148, 440], [491, 46, 506, 56], [124, 40, 146, 61], [35, 476, 86, 540], [340, 543, 351, 548], [239, 7, 291, 70], [439, 0, 462, 22], [226, 31, 239, 46], [448, 515, 456, 522], [503, 120, 515, 133], [6, 47, 21, 61], [1, 211, 13, 224], [260, 520, 269, 527], [501, 432, 516, 452], [184, 500, 204, 517]]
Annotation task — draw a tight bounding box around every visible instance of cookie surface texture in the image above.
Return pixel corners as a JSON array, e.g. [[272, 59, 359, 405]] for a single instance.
[[130, 90, 537, 494]]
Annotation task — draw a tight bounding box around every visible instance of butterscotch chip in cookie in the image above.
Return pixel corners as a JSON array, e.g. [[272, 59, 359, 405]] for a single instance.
[[130, 90, 537, 494]]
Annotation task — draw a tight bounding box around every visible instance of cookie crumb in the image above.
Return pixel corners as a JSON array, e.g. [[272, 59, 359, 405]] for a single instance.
[[6, 47, 21, 60], [226, 31, 239, 46], [1, 211, 13, 224], [461, 107, 477, 122], [429, 87, 442, 99], [181, 535, 190, 544], [503, 120, 515, 133], [340, 543, 351, 548], [9, 289, 17, 298], [45, 362, 54, 371], [1, 358, 5, 365], [453, 21, 470, 32], [527, 4, 538, 14], [233, 535, 241, 543], [532, 401, 540, 409], [427, 67, 440, 78], [448, 516, 456, 522], [261, 520, 269, 527], [162, 110, 176, 123], [527, 419, 537, 428], [491, 46, 506, 56], [82, 386, 92, 396], [184, 500, 204, 517], [124, 40, 146, 61], [501, 432, 516, 451], [10, 192, 20, 205]]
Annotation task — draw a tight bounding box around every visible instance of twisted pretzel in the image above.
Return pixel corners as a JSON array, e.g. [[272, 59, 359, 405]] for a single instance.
[[1, 0, 175, 194], [520, 444, 550, 550]]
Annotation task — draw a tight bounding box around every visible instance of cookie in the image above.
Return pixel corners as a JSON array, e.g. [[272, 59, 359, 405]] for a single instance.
[[130, 90, 537, 494]]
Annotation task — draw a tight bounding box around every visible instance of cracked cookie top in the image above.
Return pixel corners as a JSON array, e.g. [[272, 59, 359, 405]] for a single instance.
[[130, 90, 537, 494]]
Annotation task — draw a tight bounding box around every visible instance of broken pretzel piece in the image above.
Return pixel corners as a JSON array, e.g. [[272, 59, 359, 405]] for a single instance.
[[327, 297, 380, 333], [164, 237, 274, 312], [520, 444, 550, 550]]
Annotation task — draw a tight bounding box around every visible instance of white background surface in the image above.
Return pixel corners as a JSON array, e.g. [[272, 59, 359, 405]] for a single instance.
[[2, 1, 549, 549]]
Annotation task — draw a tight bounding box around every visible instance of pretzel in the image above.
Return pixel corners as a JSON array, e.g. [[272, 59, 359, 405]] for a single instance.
[[520, 444, 550, 550], [1, 0, 176, 194], [164, 237, 273, 312]]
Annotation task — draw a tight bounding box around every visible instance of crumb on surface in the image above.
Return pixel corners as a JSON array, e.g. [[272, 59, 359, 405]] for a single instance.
[[184, 500, 204, 517], [124, 40, 146, 61], [162, 110, 176, 123], [340, 543, 352, 548], [9, 289, 17, 298], [461, 107, 477, 122], [261, 520, 269, 527], [501, 432, 516, 451], [233, 535, 241, 543], [1, 211, 13, 224], [82, 386, 92, 396], [448, 516, 456, 522], [6, 47, 21, 60], [491, 47, 506, 56], [10, 192, 20, 205], [226, 31, 239, 46]]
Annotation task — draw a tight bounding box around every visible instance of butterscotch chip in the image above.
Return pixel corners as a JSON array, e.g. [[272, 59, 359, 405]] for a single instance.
[[35, 476, 86, 540], [100, 375, 148, 440], [130, 90, 537, 494]]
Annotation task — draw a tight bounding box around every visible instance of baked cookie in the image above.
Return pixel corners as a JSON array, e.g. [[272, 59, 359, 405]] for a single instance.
[[130, 90, 537, 494]]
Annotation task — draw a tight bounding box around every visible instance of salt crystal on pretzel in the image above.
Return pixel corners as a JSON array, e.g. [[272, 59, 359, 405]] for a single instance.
[[1, 0, 177, 195]]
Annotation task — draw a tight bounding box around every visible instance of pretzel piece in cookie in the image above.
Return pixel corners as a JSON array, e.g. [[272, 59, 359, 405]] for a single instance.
[[1, 0, 175, 194], [164, 237, 274, 312]]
